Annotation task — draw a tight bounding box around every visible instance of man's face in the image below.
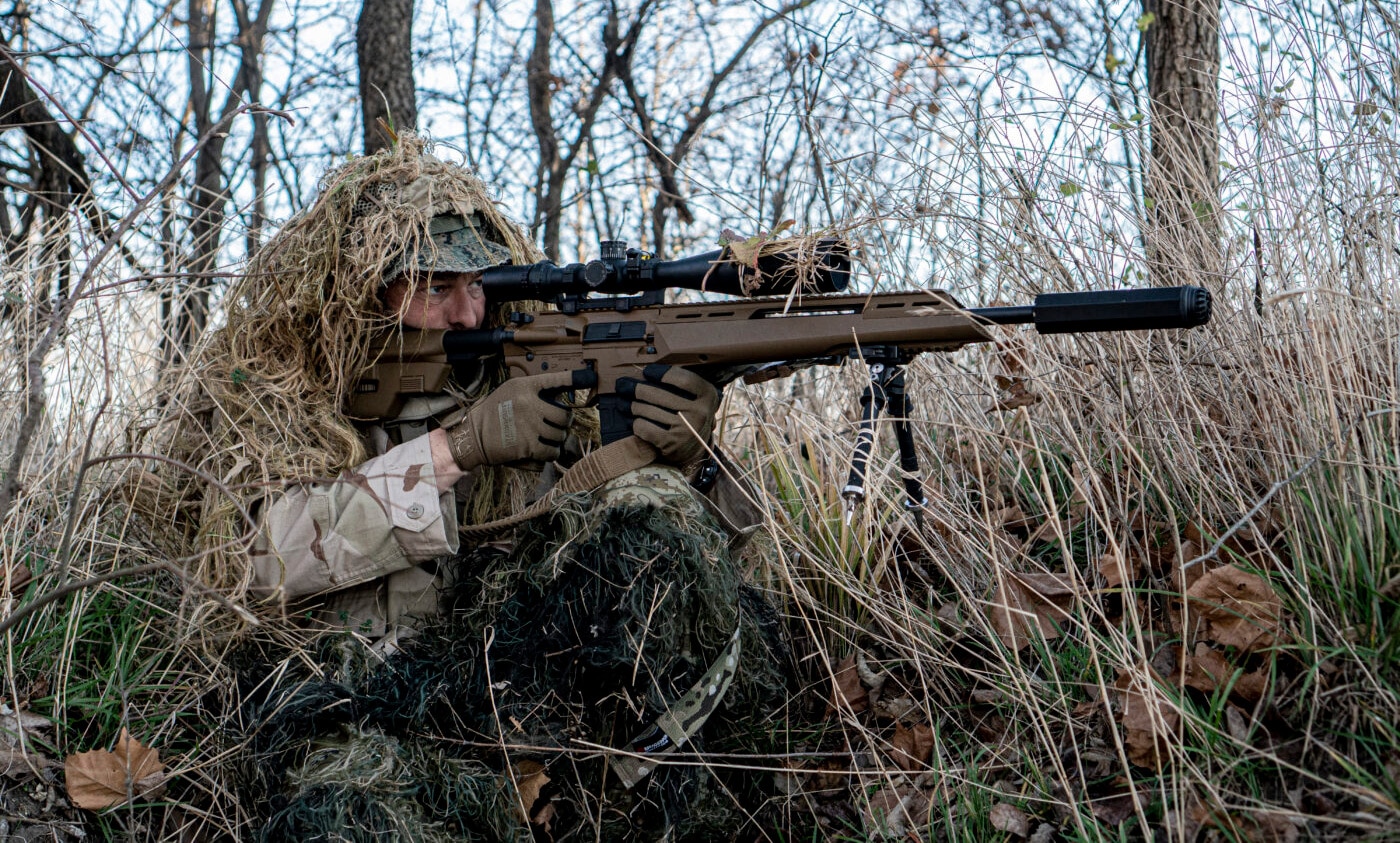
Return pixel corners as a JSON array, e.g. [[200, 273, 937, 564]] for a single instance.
[[385, 271, 487, 330]]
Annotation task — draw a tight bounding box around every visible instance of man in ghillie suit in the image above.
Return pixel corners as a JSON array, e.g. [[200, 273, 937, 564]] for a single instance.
[[144, 136, 789, 840]]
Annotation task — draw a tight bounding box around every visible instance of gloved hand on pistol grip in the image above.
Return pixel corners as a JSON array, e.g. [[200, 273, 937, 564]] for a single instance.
[[446, 370, 575, 470], [621, 364, 720, 466]]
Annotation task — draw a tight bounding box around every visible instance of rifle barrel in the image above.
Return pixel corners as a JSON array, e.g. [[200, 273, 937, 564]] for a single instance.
[[970, 285, 1211, 333]]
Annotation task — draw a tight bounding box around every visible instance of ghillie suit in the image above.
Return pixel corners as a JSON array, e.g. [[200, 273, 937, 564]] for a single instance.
[[235, 470, 794, 841], [126, 135, 792, 839], [131, 134, 558, 601]]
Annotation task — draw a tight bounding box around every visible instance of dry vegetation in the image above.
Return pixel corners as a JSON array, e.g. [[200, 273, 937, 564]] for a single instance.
[[2, 5, 1399, 842]]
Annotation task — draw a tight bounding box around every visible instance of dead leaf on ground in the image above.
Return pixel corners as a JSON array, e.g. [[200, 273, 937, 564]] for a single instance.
[[2, 562, 31, 597], [989, 801, 1032, 836], [1183, 642, 1271, 702], [988, 571, 1077, 650], [1114, 669, 1179, 770], [864, 785, 929, 840], [1, 746, 56, 778], [514, 760, 550, 820], [991, 376, 1042, 412], [1097, 552, 1142, 590], [65, 728, 167, 810], [827, 654, 869, 716], [1191, 802, 1300, 843], [889, 722, 934, 771], [1186, 564, 1282, 652], [1089, 788, 1142, 826]]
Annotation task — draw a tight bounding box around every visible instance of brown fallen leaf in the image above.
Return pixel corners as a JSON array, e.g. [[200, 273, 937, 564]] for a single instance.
[[1186, 564, 1282, 652], [1114, 669, 1179, 770], [1183, 643, 1270, 702], [514, 760, 550, 819], [1097, 552, 1142, 590], [988, 571, 1077, 650], [1191, 802, 1300, 843], [1, 562, 31, 596], [827, 654, 869, 716], [889, 722, 934, 771], [1, 746, 57, 778], [989, 801, 1032, 836], [991, 376, 1042, 412], [65, 728, 167, 810]]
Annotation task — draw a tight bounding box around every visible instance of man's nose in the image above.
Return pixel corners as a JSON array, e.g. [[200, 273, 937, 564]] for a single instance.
[[446, 286, 483, 330]]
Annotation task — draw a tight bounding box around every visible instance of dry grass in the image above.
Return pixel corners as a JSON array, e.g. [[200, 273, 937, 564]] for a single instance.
[[2, 9, 1398, 842]]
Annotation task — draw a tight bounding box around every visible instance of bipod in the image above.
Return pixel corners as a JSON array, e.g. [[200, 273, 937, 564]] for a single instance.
[[841, 346, 928, 525]]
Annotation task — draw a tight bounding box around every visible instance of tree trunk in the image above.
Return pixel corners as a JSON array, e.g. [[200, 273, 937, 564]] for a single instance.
[[169, 0, 274, 362], [1142, 0, 1222, 288], [0, 52, 91, 289], [357, 0, 418, 154], [527, 0, 563, 259]]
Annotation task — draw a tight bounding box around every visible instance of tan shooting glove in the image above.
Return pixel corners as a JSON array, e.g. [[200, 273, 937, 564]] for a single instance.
[[446, 370, 576, 470], [621, 364, 720, 466]]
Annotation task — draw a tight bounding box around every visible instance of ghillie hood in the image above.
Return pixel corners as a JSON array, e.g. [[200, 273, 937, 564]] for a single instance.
[[134, 136, 550, 594]]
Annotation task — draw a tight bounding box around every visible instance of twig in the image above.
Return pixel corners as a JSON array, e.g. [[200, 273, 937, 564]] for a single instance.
[[0, 100, 265, 520], [54, 452, 260, 587], [1183, 407, 1400, 569], [0, 558, 257, 640]]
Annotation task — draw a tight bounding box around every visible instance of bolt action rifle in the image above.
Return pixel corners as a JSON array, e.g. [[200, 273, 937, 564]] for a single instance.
[[350, 239, 1212, 509]]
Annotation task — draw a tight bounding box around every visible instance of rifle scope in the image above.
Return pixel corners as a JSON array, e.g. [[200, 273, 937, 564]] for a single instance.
[[480, 238, 851, 302], [971, 285, 1212, 333]]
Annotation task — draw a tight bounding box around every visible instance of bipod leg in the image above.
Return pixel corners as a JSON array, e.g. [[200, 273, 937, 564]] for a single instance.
[[842, 360, 893, 522], [885, 368, 927, 525]]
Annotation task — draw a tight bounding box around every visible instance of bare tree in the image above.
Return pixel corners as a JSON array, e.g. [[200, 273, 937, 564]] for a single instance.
[[0, 46, 91, 300], [358, 0, 419, 153], [171, 0, 275, 360], [614, 0, 816, 253], [1142, 0, 1222, 286], [526, 0, 636, 260]]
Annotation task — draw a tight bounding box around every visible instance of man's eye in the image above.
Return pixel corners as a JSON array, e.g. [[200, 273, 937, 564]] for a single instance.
[[428, 285, 451, 296]]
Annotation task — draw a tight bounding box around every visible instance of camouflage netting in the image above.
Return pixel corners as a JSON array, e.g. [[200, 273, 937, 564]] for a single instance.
[[130, 134, 581, 597], [233, 493, 794, 841]]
